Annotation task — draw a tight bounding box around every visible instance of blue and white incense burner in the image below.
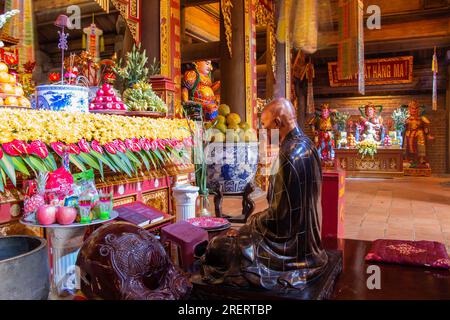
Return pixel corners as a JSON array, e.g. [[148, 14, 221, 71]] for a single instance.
[[206, 142, 259, 194], [35, 84, 89, 112]]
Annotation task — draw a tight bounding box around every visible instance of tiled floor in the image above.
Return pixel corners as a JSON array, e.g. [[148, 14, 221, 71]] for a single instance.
[[220, 176, 450, 251], [344, 176, 450, 252]]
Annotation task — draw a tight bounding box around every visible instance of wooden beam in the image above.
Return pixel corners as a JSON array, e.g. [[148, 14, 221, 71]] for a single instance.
[[182, 0, 218, 7], [181, 41, 220, 62]]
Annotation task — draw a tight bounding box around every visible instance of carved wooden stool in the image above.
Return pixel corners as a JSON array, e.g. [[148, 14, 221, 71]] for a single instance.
[[161, 221, 209, 271]]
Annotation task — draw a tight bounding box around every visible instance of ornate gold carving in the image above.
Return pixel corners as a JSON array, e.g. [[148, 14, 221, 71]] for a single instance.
[[111, 0, 140, 42], [160, 0, 170, 77], [142, 189, 169, 214], [113, 195, 136, 207], [221, 0, 233, 58], [255, 1, 276, 77], [355, 158, 381, 170], [95, 0, 110, 13]]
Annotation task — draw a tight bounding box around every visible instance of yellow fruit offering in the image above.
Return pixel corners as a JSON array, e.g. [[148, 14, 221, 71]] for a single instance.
[[243, 130, 258, 142], [4, 96, 18, 106], [0, 62, 8, 73], [14, 86, 24, 97], [18, 97, 31, 108], [0, 71, 10, 83], [218, 104, 231, 117], [216, 115, 226, 124], [8, 74, 16, 84], [1, 83, 15, 94], [211, 132, 225, 143], [226, 113, 241, 126], [0, 97, 4, 106], [227, 123, 239, 130], [215, 123, 227, 134], [239, 122, 251, 131]]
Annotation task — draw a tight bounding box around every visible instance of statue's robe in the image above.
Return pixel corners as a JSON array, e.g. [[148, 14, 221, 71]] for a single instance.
[[201, 127, 328, 289]]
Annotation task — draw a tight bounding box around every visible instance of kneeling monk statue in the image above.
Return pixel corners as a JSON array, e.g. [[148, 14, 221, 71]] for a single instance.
[[200, 98, 328, 290]]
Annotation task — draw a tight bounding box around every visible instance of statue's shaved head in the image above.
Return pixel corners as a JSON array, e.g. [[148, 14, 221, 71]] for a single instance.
[[261, 98, 298, 142]]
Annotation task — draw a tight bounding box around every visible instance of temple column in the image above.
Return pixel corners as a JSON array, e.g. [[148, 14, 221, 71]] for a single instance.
[[140, 0, 182, 116], [220, 0, 257, 128]]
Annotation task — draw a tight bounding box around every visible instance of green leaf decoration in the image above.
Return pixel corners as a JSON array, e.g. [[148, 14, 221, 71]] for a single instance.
[[136, 151, 150, 171], [78, 152, 100, 171], [153, 149, 164, 163], [118, 152, 137, 174], [29, 155, 50, 173], [0, 155, 16, 186], [125, 150, 142, 166], [69, 154, 87, 172], [108, 153, 132, 177], [22, 156, 37, 175], [45, 153, 58, 171], [90, 151, 117, 172], [11, 156, 30, 177], [0, 169, 5, 192], [143, 150, 158, 169]]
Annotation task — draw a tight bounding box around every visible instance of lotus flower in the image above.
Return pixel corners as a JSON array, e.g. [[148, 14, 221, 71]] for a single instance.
[[78, 139, 91, 153], [67, 143, 80, 155], [149, 139, 158, 151], [90, 140, 103, 154], [139, 138, 151, 151], [50, 142, 66, 156], [3, 140, 29, 156], [28, 140, 49, 159], [113, 139, 127, 153], [103, 142, 117, 154], [125, 138, 141, 152]]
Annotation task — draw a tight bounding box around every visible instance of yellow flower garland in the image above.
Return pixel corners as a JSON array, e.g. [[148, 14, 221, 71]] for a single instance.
[[0, 108, 192, 145]]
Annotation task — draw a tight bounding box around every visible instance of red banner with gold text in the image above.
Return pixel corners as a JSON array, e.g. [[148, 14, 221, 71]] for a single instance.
[[328, 56, 413, 87]]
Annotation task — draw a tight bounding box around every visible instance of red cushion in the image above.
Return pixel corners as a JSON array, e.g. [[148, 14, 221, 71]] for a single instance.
[[365, 239, 450, 269]]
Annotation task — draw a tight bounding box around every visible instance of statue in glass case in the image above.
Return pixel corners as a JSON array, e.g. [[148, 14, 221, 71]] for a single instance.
[[404, 100, 433, 167]]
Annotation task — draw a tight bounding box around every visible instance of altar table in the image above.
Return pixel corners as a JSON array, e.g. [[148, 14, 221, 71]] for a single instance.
[[335, 148, 404, 178]]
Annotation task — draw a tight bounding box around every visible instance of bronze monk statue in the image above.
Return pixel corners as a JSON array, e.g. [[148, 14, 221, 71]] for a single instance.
[[200, 98, 328, 290]]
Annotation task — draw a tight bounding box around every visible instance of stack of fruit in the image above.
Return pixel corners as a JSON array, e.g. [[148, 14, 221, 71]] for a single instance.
[[122, 80, 168, 113], [0, 62, 31, 108], [206, 104, 258, 143], [89, 83, 126, 111]]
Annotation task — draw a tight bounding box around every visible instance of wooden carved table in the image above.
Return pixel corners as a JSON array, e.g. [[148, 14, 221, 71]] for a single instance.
[[335, 148, 404, 178]]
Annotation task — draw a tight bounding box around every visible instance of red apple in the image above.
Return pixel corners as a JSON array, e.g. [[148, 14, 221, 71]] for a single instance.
[[95, 103, 103, 110], [107, 89, 115, 96], [106, 103, 113, 109], [56, 206, 77, 225], [89, 103, 95, 110], [113, 96, 121, 102], [37, 205, 57, 225], [105, 96, 113, 103], [102, 83, 111, 91], [96, 89, 105, 97]]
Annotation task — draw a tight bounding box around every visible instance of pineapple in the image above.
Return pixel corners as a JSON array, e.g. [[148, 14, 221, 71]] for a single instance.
[[23, 172, 48, 222]]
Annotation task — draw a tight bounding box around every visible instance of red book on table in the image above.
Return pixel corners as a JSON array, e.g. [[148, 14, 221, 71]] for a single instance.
[[114, 201, 165, 227]]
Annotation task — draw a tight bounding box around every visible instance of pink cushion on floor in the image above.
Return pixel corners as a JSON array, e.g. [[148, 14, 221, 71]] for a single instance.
[[365, 239, 450, 269]]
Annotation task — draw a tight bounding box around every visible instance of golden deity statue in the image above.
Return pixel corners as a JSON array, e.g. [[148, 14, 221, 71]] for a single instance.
[[404, 100, 433, 167], [182, 60, 219, 121]]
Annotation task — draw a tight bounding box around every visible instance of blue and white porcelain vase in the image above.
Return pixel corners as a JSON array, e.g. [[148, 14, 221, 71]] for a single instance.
[[206, 142, 259, 194], [35, 84, 89, 113]]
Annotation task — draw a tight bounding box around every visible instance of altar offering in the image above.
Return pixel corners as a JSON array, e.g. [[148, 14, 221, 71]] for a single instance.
[[0, 62, 31, 108]]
